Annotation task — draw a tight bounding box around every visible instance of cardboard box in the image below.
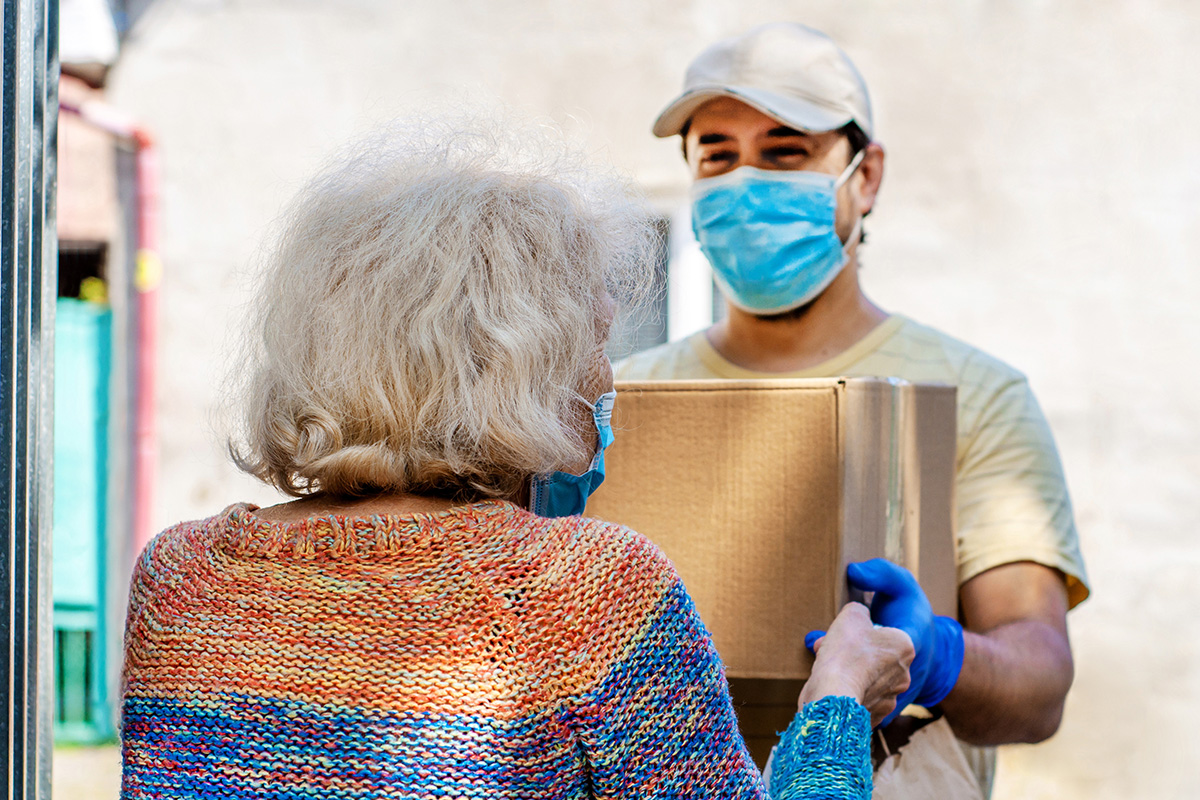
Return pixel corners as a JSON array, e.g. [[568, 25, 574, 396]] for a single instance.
[[585, 378, 958, 680], [585, 378, 958, 767]]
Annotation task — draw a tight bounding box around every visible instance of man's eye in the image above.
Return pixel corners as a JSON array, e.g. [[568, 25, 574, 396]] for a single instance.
[[703, 151, 735, 163], [766, 147, 809, 160]]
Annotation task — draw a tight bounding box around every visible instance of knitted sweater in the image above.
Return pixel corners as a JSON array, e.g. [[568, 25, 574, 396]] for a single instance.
[[121, 500, 871, 798]]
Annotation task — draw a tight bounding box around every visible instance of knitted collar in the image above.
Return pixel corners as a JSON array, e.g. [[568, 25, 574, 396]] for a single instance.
[[214, 499, 522, 559]]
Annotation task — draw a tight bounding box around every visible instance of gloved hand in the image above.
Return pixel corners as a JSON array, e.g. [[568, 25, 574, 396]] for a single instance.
[[805, 558, 964, 728]]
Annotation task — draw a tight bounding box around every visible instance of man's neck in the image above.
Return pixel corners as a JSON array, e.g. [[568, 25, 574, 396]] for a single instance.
[[706, 264, 888, 373]]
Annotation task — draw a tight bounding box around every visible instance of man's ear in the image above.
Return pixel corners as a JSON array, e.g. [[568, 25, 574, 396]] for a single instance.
[[856, 143, 885, 216]]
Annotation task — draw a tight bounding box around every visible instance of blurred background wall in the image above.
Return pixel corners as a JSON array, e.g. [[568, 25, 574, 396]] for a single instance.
[[71, 0, 1200, 796]]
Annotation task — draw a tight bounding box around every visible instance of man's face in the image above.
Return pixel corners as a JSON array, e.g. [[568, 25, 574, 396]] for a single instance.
[[684, 97, 872, 243]]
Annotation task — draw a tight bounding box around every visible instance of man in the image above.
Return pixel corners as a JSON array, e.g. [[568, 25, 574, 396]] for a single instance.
[[618, 22, 1089, 795]]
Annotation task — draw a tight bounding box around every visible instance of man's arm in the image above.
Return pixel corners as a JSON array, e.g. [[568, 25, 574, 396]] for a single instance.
[[940, 561, 1074, 745]]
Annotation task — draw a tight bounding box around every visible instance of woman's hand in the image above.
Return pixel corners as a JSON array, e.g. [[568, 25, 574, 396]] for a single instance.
[[800, 602, 914, 728]]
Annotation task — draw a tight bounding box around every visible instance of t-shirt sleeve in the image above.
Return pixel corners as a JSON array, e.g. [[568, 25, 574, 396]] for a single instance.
[[954, 366, 1089, 607]]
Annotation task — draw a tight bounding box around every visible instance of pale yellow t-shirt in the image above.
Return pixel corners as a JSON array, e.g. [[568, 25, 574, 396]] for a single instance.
[[616, 314, 1089, 606], [616, 314, 1090, 797]]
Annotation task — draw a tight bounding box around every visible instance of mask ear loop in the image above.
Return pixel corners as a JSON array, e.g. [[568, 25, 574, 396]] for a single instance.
[[841, 215, 864, 252], [835, 148, 869, 251], [834, 148, 867, 190]]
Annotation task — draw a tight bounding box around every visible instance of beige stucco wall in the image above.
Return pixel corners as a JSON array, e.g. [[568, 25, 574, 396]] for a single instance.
[[105, 1, 1200, 797]]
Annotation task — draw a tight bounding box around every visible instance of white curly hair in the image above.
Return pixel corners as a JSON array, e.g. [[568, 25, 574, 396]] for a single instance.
[[229, 116, 656, 499]]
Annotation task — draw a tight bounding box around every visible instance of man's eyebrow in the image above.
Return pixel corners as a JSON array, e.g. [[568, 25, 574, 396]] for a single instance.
[[697, 132, 732, 145], [766, 126, 811, 138]]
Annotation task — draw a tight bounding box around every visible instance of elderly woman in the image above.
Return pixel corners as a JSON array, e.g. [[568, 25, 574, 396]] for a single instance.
[[120, 122, 912, 799]]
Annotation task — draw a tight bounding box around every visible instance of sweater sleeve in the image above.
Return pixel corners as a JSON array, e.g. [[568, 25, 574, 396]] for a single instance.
[[566, 577, 768, 797], [769, 696, 873, 800], [559, 523, 872, 799]]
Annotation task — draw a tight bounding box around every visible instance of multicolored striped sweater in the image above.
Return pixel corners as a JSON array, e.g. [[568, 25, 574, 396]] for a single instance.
[[122, 500, 871, 798]]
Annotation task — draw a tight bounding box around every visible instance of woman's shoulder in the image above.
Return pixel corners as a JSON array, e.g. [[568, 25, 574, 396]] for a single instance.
[[136, 506, 240, 571], [577, 515, 681, 586], [499, 510, 685, 636], [125, 507, 244, 633], [492, 510, 691, 690], [507, 508, 679, 585]]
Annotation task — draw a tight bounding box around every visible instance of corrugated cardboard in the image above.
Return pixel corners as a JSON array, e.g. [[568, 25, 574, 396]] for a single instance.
[[585, 377, 958, 679], [585, 378, 958, 768]]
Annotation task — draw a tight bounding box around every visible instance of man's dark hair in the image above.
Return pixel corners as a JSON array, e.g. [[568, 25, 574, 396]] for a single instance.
[[839, 121, 870, 158]]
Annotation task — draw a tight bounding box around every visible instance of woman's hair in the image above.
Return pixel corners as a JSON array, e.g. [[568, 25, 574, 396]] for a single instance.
[[229, 117, 656, 500]]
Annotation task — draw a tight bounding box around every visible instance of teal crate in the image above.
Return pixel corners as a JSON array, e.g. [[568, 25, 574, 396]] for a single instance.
[[54, 625, 109, 743]]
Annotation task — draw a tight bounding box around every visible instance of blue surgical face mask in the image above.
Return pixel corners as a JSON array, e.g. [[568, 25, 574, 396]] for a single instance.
[[690, 150, 865, 315], [529, 390, 616, 518]]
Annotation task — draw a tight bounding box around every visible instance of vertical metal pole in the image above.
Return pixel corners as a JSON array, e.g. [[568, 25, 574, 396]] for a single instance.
[[2, 0, 57, 798]]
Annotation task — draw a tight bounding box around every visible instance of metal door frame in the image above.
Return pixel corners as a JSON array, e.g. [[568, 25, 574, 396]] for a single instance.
[[2, 0, 58, 797]]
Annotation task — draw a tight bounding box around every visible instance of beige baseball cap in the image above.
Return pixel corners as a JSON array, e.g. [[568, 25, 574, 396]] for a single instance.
[[653, 22, 874, 140]]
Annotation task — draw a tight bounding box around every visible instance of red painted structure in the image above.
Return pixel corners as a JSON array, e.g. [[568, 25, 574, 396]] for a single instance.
[[59, 100, 160, 558]]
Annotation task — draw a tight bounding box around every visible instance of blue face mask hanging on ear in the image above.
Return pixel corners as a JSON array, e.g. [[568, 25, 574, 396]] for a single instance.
[[690, 150, 865, 315], [529, 390, 617, 518]]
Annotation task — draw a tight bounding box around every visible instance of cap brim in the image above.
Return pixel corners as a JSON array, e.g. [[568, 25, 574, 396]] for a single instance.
[[652, 85, 853, 138]]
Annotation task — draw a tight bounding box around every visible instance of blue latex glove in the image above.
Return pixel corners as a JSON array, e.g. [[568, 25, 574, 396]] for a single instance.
[[806, 558, 964, 728]]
